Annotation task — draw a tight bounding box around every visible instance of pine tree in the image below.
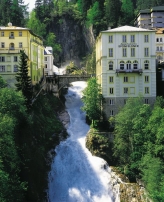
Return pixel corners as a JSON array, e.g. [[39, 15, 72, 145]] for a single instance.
[[104, 0, 121, 28], [15, 50, 32, 108], [120, 0, 134, 25]]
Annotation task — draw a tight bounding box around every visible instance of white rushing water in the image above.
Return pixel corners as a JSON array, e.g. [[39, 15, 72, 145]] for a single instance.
[[48, 81, 114, 202]]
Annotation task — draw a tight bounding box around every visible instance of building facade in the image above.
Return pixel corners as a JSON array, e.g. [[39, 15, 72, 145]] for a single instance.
[[0, 23, 45, 87], [135, 6, 164, 29], [44, 47, 54, 76], [96, 26, 156, 118]]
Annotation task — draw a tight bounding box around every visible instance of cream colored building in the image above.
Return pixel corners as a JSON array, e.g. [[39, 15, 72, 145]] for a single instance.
[[44, 47, 54, 76], [0, 23, 45, 87], [96, 26, 156, 118]]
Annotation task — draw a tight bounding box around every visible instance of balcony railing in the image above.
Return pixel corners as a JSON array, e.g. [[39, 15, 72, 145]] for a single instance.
[[9, 36, 15, 39], [116, 69, 143, 74]]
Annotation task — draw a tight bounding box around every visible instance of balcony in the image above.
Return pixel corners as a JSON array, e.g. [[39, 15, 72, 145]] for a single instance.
[[9, 36, 15, 39], [116, 69, 143, 74]]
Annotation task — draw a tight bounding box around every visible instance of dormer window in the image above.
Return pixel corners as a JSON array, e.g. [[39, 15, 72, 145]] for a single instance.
[[9, 32, 14, 39]]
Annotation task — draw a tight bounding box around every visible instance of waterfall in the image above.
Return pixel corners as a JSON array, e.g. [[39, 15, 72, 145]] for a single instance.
[[47, 81, 114, 202]]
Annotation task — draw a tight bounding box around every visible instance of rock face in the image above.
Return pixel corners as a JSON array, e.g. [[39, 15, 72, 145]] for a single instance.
[[109, 167, 152, 202], [51, 15, 95, 66]]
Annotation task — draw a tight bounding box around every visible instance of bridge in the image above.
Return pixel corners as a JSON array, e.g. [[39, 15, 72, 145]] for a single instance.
[[45, 74, 92, 92]]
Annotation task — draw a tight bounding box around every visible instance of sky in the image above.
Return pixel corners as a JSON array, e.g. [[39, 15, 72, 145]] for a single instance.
[[23, 0, 35, 11]]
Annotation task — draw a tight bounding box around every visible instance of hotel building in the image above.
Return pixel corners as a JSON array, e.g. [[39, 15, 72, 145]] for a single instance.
[[96, 26, 156, 118]]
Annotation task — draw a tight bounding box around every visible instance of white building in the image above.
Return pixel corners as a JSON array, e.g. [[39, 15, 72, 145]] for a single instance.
[[135, 6, 164, 29], [96, 26, 156, 118], [44, 46, 54, 76]]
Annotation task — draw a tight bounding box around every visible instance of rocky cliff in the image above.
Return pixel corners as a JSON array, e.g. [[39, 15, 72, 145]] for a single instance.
[[51, 14, 95, 67]]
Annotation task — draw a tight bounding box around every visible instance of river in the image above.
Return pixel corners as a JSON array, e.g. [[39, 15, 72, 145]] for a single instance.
[[47, 81, 114, 202]]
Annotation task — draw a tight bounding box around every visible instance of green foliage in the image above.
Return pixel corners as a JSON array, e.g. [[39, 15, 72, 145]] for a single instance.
[[0, 76, 7, 88], [45, 32, 62, 59], [86, 129, 113, 164], [86, 2, 101, 26], [83, 47, 96, 74], [82, 77, 104, 126], [104, 0, 121, 27], [26, 11, 46, 38], [141, 154, 164, 201], [15, 50, 33, 109], [66, 61, 80, 74], [120, 0, 134, 25]]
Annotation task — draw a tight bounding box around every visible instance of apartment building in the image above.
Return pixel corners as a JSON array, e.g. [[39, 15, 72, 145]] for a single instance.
[[44, 47, 54, 76], [0, 22, 45, 87], [96, 26, 156, 118], [135, 6, 164, 29]]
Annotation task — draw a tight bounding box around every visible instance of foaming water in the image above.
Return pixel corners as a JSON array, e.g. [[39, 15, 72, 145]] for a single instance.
[[48, 81, 113, 202]]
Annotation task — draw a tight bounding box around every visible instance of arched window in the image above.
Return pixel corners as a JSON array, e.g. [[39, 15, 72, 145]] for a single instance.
[[9, 43, 15, 50], [120, 61, 124, 70], [156, 38, 159, 42], [144, 60, 149, 70], [133, 60, 138, 69], [126, 60, 131, 70], [109, 61, 113, 70]]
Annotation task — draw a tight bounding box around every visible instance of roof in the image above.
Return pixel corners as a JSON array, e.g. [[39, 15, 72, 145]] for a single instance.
[[155, 28, 164, 34], [101, 25, 156, 33], [151, 6, 164, 11], [0, 22, 43, 40], [140, 9, 151, 14], [44, 47, 53, 55]]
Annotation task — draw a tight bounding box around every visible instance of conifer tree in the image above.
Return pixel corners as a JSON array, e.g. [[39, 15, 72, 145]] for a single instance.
[[15, 50, 32, 109]]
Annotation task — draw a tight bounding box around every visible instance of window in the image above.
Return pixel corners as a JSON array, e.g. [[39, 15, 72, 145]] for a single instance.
[[122, 35, 126, 42], [9, 32, 14, 38], [144, 48, 149, 57], [160, 38, 162, 42], [45, 57, 47, 61], [157, 46, 159, 51], [110, 110, 114, 116], [19, 42, 22, 48], [145, 76, 149, 82], [7, 65, 11, 72], [120, 61, 124, 70], [1, 42, 5, 48], [130, 87, 135, 94], [9, 43, 15, 50], [131, 35, 135, 42], [109, 76, 113, 83], [14, 56, 18, 62], [123, 48, 127, 57], [131, 48, 135, 57], [45, 64, 47, 68], [109, 61, 113, 70], [124, 87, 128, 94], [0, 56, 5, 62], [1, 32, 4, 37], [19, 31, 22, 36], [14, 65, 18, 72], [0, 66, 5, 72], [109, 88, 114, 94], [156, 38, 159, 42], [144, 35, 149, 42], [109, 35, 113, 43], [126, 61, 131, 69], [109, 48, 113, 57], [145, 87, 149, 94], [160, 47, 162, 51], [144, 60, 149, 69], [109, 99, 114, 105], [145, 99, 149, 104], [124, 76, 128, 82], [133, 60, 138, 69]]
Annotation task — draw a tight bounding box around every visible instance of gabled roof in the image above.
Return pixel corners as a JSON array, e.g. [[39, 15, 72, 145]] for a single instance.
[[101, 25, 156, 33]]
